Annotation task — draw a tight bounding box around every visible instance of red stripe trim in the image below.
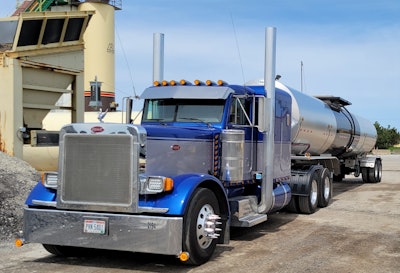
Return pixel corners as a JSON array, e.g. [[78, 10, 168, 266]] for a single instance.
[[84, 91, 115, 98]]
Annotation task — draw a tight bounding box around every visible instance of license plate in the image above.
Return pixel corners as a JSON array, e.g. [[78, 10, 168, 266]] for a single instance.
[[83, 219, 107, 235]]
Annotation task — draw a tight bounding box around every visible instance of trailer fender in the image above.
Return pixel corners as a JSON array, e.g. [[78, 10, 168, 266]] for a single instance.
[[25, 182, 56, 206]]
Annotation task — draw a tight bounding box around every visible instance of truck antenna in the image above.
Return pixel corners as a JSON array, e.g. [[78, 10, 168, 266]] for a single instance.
[[230, 13, 246, 85]]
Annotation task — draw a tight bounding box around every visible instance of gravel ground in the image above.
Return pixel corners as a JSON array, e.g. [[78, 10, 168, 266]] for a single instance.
[[0, 152, 39, 241]]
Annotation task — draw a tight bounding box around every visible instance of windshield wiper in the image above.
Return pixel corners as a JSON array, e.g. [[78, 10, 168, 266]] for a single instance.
[[145, 118, 168, 121], [179, 117, 212, 127]]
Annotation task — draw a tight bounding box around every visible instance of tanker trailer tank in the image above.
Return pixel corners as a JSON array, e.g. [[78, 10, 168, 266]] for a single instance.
[[276, 82, 377, 158]]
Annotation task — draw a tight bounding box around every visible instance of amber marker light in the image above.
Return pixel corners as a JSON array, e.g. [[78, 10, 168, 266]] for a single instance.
[[194, 79, 201, 85], [180, 79, 187, 85], [15, 238, 24, 247], [170, 80, 177, 86], [217, 80, 227, 86], [178, 251, 190, 262], [164, 177, 174, 192], [161, 80, 168, 86], [40, 172, 45, 185], [153, 80, 160, 86]]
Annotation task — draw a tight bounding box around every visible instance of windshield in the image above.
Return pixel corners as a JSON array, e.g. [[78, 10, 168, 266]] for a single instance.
[[142, 99, 225, 123]]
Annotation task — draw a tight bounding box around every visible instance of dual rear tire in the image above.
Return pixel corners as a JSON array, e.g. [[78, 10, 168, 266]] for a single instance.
[[362, 159, 382, 183], [288, 167, 332, 214]]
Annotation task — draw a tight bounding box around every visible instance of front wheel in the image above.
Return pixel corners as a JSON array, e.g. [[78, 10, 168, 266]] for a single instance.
[[182, 188, 221, 265], [43, 244, 90, 256]]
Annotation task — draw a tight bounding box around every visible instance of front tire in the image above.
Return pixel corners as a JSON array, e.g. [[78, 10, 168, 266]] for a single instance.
[[43, 244, 89, 256], [182, 188, 220, 265]]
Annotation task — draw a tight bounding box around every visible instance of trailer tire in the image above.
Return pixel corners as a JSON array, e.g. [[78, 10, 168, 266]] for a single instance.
[[318, 168, 332, 208], [361, 167, 369, 183], [298, 170, 319, 214], [368, 159, 382, 183], [183, 188, 220, 265]]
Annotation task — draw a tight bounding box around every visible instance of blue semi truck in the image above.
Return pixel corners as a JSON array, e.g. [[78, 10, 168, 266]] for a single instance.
[[18, 78, 381, 265]]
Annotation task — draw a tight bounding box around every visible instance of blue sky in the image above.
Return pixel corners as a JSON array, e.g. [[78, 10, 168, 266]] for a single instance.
[[2, 0, 400, 129]]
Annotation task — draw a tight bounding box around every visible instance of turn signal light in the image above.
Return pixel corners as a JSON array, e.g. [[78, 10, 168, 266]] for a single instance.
[[178, 251, 190, 262], [164, 177, 174, 191], [15, 238, 24, 247]]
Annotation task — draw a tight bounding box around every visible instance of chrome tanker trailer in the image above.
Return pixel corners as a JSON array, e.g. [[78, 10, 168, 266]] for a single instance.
[[250, 80, 381, 183]]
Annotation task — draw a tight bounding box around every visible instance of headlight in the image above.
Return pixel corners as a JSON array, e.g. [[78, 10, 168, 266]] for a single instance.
[[140, 176, 174, 194], [41, 172, 58, 189]]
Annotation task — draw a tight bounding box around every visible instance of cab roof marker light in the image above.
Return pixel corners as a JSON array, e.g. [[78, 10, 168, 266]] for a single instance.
[[217, 80, 228, 86], [206, 80, 216, 86], [161, 80, 168, 86], [180, 79, 192, 85], [169, 80, 177, 86], [194, 79, 204, 86], [153, 80, 161, 86]]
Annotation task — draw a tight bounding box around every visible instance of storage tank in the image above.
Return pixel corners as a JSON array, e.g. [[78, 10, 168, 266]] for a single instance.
[[78, 1, 116, 111], [275, 82, 377, 157]]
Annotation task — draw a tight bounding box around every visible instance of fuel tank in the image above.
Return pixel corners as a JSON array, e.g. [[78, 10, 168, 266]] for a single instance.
[[275, 82, 377, 157]]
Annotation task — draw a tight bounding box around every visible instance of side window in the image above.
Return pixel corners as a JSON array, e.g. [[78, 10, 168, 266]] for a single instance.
[[229, 97, 251, 125]]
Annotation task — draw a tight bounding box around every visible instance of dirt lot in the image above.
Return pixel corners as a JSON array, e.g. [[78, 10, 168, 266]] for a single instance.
[[1, 155, 399, 273]]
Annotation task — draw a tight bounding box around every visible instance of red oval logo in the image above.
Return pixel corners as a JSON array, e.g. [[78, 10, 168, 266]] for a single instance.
[[171, 144, 180, 151], [91, 126, 104, 133]]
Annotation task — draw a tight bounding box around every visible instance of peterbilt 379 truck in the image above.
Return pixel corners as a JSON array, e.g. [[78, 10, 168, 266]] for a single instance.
[[18, 78, 381, 264], [18, 31, 381, 265]]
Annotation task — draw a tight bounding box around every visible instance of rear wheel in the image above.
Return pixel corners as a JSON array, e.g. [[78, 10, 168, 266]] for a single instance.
[[286, 195, 299, 213], [362, 159, 382, 183], [368, 159, 382, 183], [182, 188, 221, 265], [298, 170, 319, 214], [318, 168, 332, 208]]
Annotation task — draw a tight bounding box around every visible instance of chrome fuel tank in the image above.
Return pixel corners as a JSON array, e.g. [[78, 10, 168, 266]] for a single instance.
[[275, 82, 377, 157]]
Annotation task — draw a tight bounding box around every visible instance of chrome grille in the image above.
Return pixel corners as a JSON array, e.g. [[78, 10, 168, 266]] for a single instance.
[[57, 133, 139, 213]]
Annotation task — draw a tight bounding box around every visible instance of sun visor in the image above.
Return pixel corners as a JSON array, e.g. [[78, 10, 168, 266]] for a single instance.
[[140, 86, 234, 100]]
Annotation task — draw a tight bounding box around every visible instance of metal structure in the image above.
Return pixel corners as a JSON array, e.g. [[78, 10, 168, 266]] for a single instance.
[[0, 0, 122, 169], [0, 10, 93, 158]]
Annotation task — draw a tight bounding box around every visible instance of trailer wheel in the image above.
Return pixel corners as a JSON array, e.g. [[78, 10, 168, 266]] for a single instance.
[[318, 168, 332, 208], [368, 159, 382, 183], [361, 167, 369, 182], [298, 170, 319, 214], [183, 188, 220, 265]]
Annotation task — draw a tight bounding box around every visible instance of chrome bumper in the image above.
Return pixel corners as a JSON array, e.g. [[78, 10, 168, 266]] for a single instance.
[[23, 208, 183, 256]]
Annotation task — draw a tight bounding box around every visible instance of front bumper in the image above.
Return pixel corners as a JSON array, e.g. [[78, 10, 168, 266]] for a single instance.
[[23, 208, 183, 256]]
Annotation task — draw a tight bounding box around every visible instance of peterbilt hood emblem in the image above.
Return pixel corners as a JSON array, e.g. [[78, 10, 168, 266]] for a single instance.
[[91, 126, 104, 133], [171, 144, 181, 151]]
